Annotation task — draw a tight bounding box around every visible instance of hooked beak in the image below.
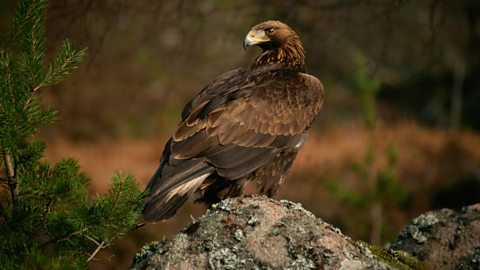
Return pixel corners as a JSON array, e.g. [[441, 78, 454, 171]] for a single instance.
[[243, 30, 270, 50]]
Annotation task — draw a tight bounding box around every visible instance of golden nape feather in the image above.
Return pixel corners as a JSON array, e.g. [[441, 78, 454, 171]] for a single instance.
[[141, 20, 324, 223]]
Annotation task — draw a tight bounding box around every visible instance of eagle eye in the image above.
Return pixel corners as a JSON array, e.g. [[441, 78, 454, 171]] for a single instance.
[[265, 28, 275, 35]]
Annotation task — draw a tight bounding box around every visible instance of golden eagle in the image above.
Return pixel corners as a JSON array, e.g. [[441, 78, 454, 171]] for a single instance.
[[142, 20, 324, 222]]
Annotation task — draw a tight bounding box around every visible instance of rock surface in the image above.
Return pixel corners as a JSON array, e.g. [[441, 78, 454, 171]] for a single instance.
[[132, 196, 405, 270], [391, 203, 480, 270]]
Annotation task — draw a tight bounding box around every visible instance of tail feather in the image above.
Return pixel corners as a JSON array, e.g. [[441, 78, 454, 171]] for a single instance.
[[141, 160, 214, 223], [148, 161, 214, 199], [142, 193, 189, 222]]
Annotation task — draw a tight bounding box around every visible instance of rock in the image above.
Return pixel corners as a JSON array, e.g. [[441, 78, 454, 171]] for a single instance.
[[132, 196, 414, 270], [391, 203, 480, 270]]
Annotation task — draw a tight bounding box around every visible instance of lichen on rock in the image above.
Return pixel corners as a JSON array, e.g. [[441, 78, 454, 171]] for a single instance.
[[131, 196, 398, 270], [391, 203, 480, 270]]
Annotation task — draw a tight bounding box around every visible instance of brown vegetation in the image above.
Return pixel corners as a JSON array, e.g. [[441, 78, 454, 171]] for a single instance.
[[42, 121, 480, 269]]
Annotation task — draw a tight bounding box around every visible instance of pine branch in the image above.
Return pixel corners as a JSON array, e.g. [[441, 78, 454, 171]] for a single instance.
[[85, 236, 106, 262], [90, 173, 144, 233], [1, 0, 45, 51], [2, 152, 16, 204], [0, 1, 143, 267], [0, 52, 15, 114], [34, 39, 87, 91], [39, 227, 89, 249]]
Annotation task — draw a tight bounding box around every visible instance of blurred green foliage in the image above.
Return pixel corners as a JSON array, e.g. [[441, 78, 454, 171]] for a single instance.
[[326, 52, 408, 243], [350, 51, 380, 129], [0, 0, 477, 139], [0, 0, 144, 268]]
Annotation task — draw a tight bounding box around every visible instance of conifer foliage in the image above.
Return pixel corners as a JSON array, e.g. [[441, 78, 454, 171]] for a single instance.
[[0, 0, 144, 268]]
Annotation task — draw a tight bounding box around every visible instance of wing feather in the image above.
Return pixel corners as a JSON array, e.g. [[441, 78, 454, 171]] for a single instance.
[[143, 65, 324, 222], [170, 66, 323, 178]]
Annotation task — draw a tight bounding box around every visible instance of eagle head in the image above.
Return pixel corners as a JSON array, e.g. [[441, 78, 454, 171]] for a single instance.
[[243, 20, 298, 50], [243, 20, 305, 69]]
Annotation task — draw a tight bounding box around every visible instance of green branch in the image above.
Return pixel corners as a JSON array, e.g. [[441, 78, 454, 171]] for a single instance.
[[0, 0, 144, 268]]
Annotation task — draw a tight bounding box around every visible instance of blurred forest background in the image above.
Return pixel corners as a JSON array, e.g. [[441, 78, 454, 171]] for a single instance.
[[1, 0, 480, 269]]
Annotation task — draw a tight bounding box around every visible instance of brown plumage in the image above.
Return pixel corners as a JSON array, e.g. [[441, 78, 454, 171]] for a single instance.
[[142, 20, 324, 223]]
